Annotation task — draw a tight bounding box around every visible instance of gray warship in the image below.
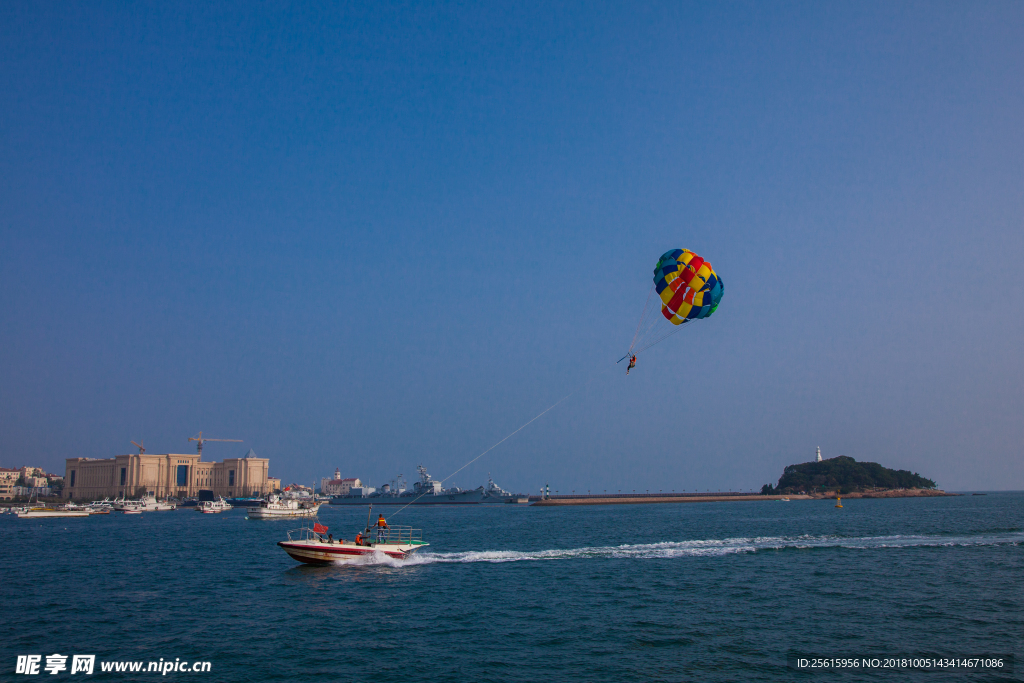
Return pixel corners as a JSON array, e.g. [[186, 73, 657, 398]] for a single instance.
[[479, 474, 524, 504], [329, 466, 485, 506]]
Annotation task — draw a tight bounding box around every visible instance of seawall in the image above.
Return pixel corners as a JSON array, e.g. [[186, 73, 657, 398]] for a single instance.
[[531, 493, 812, 506]]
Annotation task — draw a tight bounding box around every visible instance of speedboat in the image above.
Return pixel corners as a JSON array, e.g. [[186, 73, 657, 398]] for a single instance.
[[196, 497, 233, 514], [278, 518, 428, 565], [248, 494, 322, 519]]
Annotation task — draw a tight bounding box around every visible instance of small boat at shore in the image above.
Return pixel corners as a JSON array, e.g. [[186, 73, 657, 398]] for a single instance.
[[278, 509, 428, 565]]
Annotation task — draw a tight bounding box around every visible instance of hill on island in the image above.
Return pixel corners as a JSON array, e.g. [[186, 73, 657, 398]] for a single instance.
[[761, 456, 936, 495]]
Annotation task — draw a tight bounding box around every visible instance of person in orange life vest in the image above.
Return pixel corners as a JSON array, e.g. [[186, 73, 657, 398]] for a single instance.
[[376, 514, 389, 542]]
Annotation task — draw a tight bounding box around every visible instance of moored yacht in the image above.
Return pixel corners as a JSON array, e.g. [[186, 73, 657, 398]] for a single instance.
[[88, 499, 114, 514], [196, 497, 233, 514], [139, 494, 176, 511], [16, 505, 91, 518], [248, 494, 322, 519]]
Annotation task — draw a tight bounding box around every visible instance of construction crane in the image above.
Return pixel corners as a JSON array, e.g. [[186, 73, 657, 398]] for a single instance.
[[188, 431, 242, 457], [131, 440, 146, 455]]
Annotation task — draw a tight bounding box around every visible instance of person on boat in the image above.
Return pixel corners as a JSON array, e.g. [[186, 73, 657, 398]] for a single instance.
[[355, 531, 364, 545], [626, 354, 636, 375], [376, 514, 389, 542]]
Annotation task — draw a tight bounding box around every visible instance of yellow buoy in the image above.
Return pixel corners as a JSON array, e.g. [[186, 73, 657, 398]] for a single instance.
[[835, 494, 843, 508]]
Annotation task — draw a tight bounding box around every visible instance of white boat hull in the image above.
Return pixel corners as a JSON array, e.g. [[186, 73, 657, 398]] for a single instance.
[[248, 503, 322, 519], [277, 538, 428, 565], [17, 509, 91, 518], [195, 498, 233, 514]]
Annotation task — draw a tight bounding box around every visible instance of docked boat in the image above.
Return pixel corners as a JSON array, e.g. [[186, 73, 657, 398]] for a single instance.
[[248, 494, 322, 519], [88, 499, 114, 514], [278, 515, 428, 565], [112, 496, 143, 513], [196, 497, 233, 514], [225, 496, 264, 508], [330, 466, 484, 506], [139, 494, 176, 511], [111, 494, 175, 512], [16, 505, 91, 518]]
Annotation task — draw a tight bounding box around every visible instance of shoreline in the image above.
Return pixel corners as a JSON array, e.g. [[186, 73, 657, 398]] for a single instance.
[[531, 489, 953, 506]]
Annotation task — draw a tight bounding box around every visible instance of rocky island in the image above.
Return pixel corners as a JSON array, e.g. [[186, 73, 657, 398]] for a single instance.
[[761, 455, 953, 498]]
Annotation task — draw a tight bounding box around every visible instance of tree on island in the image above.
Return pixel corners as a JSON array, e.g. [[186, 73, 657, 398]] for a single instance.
[[761, 455, 936, 495]]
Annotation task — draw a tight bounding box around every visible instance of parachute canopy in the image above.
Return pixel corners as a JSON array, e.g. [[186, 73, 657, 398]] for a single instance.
[[626, 248, 724, 358], [653, 248, 723, 325]]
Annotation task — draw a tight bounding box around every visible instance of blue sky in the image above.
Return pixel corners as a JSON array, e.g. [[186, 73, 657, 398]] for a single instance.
[[2, 1, 1022, 492]]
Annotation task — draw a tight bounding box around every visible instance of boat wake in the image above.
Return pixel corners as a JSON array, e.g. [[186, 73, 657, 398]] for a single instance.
[[342, 532, 1024, 567]]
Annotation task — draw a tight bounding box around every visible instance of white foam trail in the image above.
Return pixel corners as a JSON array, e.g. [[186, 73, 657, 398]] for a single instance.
[[390, 532, 1024, 566]]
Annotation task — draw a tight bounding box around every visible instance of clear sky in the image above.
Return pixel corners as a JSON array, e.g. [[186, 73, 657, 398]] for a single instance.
[[2, 2, 1022, 493]]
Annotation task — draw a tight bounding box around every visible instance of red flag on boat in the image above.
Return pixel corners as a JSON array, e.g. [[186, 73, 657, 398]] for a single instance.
[[313, 522, 328, 533]]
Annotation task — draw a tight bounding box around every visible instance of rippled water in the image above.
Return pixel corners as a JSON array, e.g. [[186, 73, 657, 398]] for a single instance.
[[2, 493, 1021, 681]]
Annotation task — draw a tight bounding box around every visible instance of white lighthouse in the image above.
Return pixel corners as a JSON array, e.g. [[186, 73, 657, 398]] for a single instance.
[[816, 446, 822, 462]]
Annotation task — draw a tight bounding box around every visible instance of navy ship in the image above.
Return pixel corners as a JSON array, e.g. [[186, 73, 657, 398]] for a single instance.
[[329, 466, 485, 506], [480, 475, 525, 504]]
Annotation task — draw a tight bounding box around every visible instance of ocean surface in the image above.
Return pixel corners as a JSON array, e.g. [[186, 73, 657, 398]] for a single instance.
[[2, 493, 1021, 682]]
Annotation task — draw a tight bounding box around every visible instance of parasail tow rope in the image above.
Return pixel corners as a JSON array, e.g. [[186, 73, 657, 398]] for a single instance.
[[389, 359, 615, 519]]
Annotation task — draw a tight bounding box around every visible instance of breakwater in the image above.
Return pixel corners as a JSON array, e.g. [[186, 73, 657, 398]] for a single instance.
[[531, 492, 810, 506]]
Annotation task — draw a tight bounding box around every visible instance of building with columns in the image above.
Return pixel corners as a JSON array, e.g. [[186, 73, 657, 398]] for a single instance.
[[64, 448, 274, 500]]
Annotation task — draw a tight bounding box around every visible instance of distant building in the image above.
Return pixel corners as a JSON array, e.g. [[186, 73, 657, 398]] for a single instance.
[[816, 446, 822, 462], [0, 467, 59, 498], [13, 486, 51, 497], [320, 468, 361, 496], [20, 466, 44, 480], [268, 477, 281, 492], [64, 449, 273, 500]]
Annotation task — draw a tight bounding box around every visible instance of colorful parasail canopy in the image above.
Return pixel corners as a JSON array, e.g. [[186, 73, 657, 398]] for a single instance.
[[653, 248, 724, 325]]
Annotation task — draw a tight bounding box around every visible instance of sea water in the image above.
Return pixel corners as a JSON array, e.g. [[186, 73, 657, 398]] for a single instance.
[[1, 493, 1021, 682]]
